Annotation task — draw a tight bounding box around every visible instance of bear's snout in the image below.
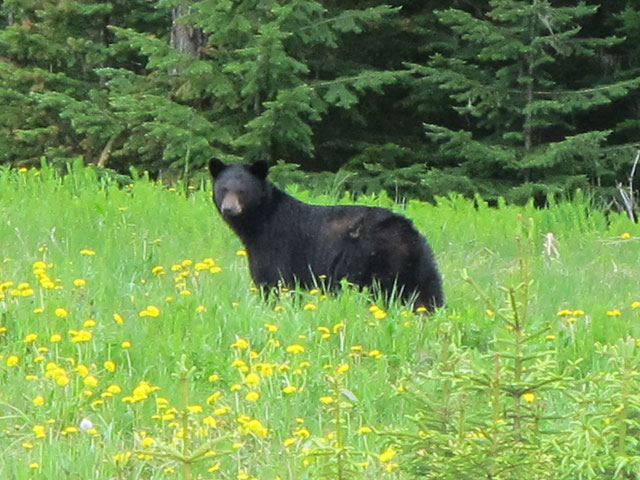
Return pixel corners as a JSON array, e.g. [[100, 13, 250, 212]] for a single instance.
[[220, 193, 243, 218]]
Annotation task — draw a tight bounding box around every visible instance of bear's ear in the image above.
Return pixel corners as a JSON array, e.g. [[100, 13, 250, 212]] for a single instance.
[[208, 158, 227, 178], [249, 160, 269, 179]]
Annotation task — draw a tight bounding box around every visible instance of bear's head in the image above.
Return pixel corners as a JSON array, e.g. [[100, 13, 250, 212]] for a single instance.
[[209, 158, 270, 220]]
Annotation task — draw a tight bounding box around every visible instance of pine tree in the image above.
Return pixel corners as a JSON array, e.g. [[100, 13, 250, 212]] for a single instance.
[[0, 0, 167, 167], [415, 0, 640, 202]]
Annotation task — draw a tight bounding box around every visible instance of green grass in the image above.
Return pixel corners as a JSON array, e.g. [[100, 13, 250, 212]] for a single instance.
[[1, 164, 639, 479]]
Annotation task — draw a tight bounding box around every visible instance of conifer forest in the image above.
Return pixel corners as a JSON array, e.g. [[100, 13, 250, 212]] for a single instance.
[[1, 1, 640, 204]]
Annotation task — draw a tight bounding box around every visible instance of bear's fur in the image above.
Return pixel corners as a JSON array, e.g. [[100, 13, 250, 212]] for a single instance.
[[209, 159, 444, 310]]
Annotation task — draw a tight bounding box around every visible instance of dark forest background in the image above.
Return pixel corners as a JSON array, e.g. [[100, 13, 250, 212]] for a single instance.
[[1, 0, 640, 205]]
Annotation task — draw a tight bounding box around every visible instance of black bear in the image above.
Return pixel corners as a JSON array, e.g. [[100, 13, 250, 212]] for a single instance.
[[209, 159, 444, 311]]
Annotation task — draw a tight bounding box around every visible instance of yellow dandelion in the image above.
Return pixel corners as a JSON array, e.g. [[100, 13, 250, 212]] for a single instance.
[[208, 374, 221, 383], [33, 424, 46, 438], [243, 418, 268, 437], [83, 318, 97, 328], [358, 426, 373, 434], [112, 313, 124, 325], [244, 373, 260, 386], [56, 375, 70, 387], [83, 375, 99, 388], [203, 416, 217, 427], [522, 392, 536, 403], [236, 249, 248, 257], [545, 334, 556, 341], [264, 323, 279, 332], [231, 338, 250, 350], [335, 363, 350, 374], [282, 385, 298, 394], [373, 309, 387, 320], [319, 396, 334, 405], [50, 333, 62, 343], [379, 447, 397, 463], [104, 360, 117, 372], [121, 340, 132, 348], [208, 463, 221, 473], [73, 278, 86, 287], [55, 307, 69, 318], [631, 301, 640, 309], [293, 427, 310, 438], [286, 343, 305, 354], [606, 309, 622, 317], [187, 404, 203, 413], [29, 462, 39, 469], [245, 391, 260, 402], [368, 349, 382, 359], [139, 305, 161, 318], [24, 333, 38, 344], [303, 302, 317, 311], [33, 395, 45, 407], [6, 355, 19, 367], [80, 248, 96, 256], [621, 232, 632, 239], [106, 384, 122, 395], [151, 266, 165, 276], [70, 330, 93, 343]]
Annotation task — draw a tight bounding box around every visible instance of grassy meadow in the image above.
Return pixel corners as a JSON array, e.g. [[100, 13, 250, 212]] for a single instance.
[[1, 164, 640, 479]]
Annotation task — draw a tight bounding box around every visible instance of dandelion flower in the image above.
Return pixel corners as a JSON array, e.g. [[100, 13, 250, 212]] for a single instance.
[[621, 232, 632, 239], [336, 363, 350, 374], [282, 385, 297, 394], [80, 248, 96, 256], [113, 313, 124, 325], [24, 333, 38, 344], [33, 424, 46, 438], [104, 360, 117, 372], [632, 301, 640, 309], [55, 307, 69, 318], [303, 302, 317, 311], [33, 395, 45, 407], [231, 338, 250, 350], [139, 305, 161, 318], [286, 344, 305, 354], [70, 330, 92, 343], [83, 375, 99, 388], [522, 392, 536, 403], [245, 391, 260, 402], [319, 396, 334, 405], [6, 355, 19, 367], [380, 447, 397, 463], [358, 426, 373, 434], [236, 249, 247, 256], [73, 278, 86, 287], [606, 309, 622, 317], [244, 373, 260, 386], [121, 340, 132, 349]]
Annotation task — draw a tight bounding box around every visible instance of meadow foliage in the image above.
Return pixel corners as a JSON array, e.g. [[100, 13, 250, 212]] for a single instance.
[[1, 164, 640, 479]]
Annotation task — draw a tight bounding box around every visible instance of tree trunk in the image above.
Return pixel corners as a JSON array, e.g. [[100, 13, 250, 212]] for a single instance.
[[171, 4, 207, 59]]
